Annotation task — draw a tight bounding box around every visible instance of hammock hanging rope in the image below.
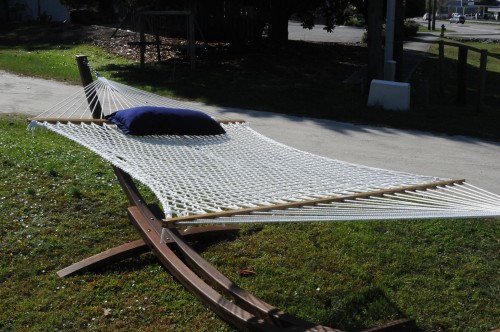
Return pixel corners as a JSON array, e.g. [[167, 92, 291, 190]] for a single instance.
[[29, 76, 500, 225]]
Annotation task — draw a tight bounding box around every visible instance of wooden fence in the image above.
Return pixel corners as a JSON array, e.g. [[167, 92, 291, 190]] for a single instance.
[[438, 40, 493, 112]]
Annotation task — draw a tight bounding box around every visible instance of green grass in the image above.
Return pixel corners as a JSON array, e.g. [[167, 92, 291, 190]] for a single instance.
[[409, 38, 500, 140], [1, 116, 499, 331], [0, 115, 232, 332], [0, 23, 130, 82], [0, 44, 128, 83]]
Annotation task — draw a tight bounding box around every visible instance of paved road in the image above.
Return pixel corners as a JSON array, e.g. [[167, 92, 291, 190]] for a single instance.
[[289, 21, 439, 83], [444, 20, 500, 39], [288, 21, 364, 43], [2, 70, 499, 194]]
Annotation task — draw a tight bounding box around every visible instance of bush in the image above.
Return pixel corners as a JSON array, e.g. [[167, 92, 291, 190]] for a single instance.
[[361, 20, 419, 43], [345, 15, 365, 27], [404, 19, 419, 39]]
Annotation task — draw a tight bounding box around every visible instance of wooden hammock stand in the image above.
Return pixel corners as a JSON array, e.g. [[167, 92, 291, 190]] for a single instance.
[[55, 55, 417, 331]]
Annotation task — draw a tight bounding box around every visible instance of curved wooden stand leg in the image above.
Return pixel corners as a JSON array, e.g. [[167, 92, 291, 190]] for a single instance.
[[57, 239, 149, 278], [57, 226, 239, 278]]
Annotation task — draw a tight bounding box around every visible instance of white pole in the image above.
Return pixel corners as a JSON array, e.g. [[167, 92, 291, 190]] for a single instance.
[[384, 0, 396, 81]]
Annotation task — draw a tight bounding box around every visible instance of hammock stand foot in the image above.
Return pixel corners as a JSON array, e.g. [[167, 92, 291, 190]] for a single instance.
[[56, 226, 239, 278]]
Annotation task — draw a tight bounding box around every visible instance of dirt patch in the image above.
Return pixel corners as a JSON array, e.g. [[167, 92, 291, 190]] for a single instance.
[[84, 24, 207, 63], [66, 23, 367, 71]]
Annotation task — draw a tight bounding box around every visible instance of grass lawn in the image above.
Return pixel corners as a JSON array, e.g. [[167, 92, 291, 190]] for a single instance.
[[0, 23, 499, 331], [1, 115, 499, 331]]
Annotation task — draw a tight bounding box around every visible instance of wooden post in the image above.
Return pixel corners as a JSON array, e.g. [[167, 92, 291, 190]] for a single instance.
[[155, 32, 161, 62], [477, 50, 487, 112], [394, 0, 405, 82], [431, 0, 436, 31], [427, 0, 431, 30], [367, 0, 384, 86], [75, 55, 102, 119], [457, 46, 468, 105], [439, 40, 444, 94], [188, 12, 196, 71], [139, 13, 146, 69]]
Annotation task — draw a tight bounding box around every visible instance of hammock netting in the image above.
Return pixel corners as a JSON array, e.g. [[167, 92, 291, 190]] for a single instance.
[[29, 76, 500, 225]]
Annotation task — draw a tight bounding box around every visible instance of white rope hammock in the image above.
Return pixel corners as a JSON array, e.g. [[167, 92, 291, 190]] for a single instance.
[[29, 77, 500, 225]]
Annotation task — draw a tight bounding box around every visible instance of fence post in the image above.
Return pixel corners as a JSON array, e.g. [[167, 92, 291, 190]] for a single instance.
[[188, 12, 196, 72], [139, 13, 146, 69], [457, 46, 468, 105], [439, 40, 445, 94], [477, 50, 487, 112]]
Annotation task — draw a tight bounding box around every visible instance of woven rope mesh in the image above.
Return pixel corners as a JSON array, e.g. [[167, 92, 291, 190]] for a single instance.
[[30, 77, 500, 223]]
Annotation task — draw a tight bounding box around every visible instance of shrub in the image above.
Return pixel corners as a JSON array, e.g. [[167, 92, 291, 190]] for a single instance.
[[361, 20, 419, 43], [404, 19, 419, 39]]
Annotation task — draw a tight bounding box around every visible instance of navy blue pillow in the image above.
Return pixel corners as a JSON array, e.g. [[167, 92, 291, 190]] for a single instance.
[[105, 106, 226, 136]]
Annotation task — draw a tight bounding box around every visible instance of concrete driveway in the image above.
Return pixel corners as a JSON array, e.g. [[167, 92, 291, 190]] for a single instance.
[[2, 69, 499, 194]]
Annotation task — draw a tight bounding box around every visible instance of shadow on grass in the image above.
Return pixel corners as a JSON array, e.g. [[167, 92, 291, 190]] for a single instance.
[[324, 287, 417, 331], [410, 43, 500, 141], [0, 22, 91, 50]]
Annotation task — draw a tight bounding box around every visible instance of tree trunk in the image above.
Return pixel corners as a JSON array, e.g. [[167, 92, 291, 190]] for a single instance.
[[0, 0, 9, 24], [367, 0, 384, 83], [268, 0, 289, 42]]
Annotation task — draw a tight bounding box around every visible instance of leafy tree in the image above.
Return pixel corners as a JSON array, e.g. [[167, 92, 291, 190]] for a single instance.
[[0, 0, 9, 23], [59, 0, 364, 42], [59, 0, 116, 15], [405, 0, 426, 18]]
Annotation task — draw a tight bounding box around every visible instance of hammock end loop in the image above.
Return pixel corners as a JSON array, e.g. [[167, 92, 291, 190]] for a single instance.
[[26, 120, 46, 136]]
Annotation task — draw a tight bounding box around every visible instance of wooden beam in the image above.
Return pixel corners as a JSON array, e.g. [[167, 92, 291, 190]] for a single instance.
[[56, 225, 239, 278], [439, 40, 445, 94], [164, 179, 466, 225], [76, 55, 103, 119], [457, 46, 468, 105], [27, 118, 111, 125], [477, 50, 487, 112], [28, 118, 246, 125], [57, 239, 149, 277]]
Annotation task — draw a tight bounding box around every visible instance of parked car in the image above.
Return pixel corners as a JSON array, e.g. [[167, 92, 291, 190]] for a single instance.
[[450, 13, 465, 24]]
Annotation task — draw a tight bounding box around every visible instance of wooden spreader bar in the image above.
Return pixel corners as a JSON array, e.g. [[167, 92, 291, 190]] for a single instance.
[[28, 118, 246, 125], [164, 179, 465, 225]]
